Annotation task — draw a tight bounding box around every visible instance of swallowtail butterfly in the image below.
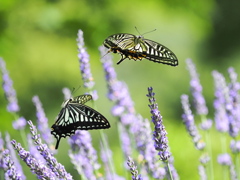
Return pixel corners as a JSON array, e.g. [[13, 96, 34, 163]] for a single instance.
[[103, 33, 178, 66], [51, 94, 110, 149]]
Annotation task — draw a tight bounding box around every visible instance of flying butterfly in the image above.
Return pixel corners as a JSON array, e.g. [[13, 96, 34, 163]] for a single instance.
[[51, 94, 110, 149], [103, 30, 178, 66]]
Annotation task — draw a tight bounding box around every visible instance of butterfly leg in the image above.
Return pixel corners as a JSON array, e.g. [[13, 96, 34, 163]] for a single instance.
[[116, 55, 127, 65]]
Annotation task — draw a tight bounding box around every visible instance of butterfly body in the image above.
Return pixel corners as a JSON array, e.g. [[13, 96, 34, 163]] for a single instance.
[[51, 94, 110, 149], [104, 33, 178, 66]]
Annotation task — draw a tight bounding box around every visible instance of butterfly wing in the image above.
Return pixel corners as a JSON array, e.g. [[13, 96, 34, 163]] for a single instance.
[[104, 33, 137, 50], [51, 100, 110, 149], [72, 94, 92, 104], [143, 39, 178, 66]]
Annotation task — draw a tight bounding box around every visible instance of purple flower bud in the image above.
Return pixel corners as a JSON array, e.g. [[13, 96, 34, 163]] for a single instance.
[[158, 151, 170, 161], [0, 58, 20, 112], [212, 70, 240, 137], [186, 59, 208, 115], [119, 124, 132, 157], [112, 105, 125, 116], [62, 87, 72, 100], [228, 67, 240, 103], [69, 130, 100, 180], [28, 120, 72, 179], [5, 133, 25, 179], [130, 115, 166, 179], [198, 154, 210, 180], [200, 119, 213, 130], [3, 149, 22, 180], [0, 134, 5, 169], [199, 154, 210, 165], [11, 140, 56, 179], [77, 30, 95, 90], [230, 140, 240, 153], [217, 153, 232, 166], [27, 134, 45, 163], [12, 117, 27, 130], [230, 164, 238, 180], [227, 67, 240, 137], [198, 165, 207, 180], [90, 89, 98, 101], [181, 94, 205, 150], [100, 46, 135, 123], [120, 113, 137, 125], [147, 87, 171, 162], [127, 157, 143, 180], [32, 96, 53, 145]]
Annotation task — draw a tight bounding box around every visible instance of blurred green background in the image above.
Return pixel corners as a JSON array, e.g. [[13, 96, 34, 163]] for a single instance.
[[1, 0, 240, 179]]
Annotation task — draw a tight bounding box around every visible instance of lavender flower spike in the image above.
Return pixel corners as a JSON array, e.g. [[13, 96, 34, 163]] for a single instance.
[[28, 120, 72, 180], [212, 71, 229, 133], [99, 45, 135, 120], [181, 94, 205, 150], [127, 157, 143, 180], [227, 67, 240, 137], [198, 154, 210, 180], [131, 115, 166, 179], [228, 67, 240, 106], [77, 29, 95, 90], [32, 96, 53, 145], [3, 149, 22, 180], [0, 133, 4, 169], [69, 130, 100, 180], [99, 46, 117, 101], [198, 165, 207, 180], [11, 140, 56, 180], [5, 133, 25, 179], [186, 59, 208, 115], [218, 153, 238, 180], [146, 87, 170, 161], [0, 58, 19, 112]]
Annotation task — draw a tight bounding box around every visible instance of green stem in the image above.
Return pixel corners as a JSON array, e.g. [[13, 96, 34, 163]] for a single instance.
[[206, 131, 214, 180], [20, 129, 27, 148], [220, 133, 227, 180], [220, 133, 227, 153], [99, 130, 116, 177], [90, 93, 116, 178], [233, 151, 240, 179], [166, 162, 173, 180], [200, 115, 214, 180]]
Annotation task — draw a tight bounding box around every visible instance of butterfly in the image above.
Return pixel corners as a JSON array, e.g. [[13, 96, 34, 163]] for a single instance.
[[51, 94, 110, 149], [103, 33, 178, 66]]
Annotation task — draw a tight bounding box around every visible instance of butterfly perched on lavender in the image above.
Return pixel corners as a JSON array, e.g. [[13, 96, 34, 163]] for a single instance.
[[51, 94, 110, 149], [103, 31, 178, 66]]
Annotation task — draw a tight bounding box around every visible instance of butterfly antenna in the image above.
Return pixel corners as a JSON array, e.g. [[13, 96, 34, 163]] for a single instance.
[[100, 48, 112, 60], [101, 52, 109, 59], [142, 29, 157, 36], [135, 26, 141, 35], [72, 85, 81, 95], [134, 26, 157, 36]]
